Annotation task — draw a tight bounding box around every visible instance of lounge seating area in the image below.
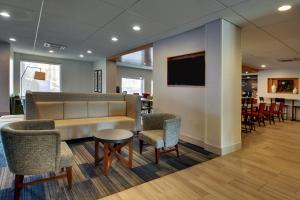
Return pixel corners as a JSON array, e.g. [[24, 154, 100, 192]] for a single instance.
[[0, 105, 216, 199]]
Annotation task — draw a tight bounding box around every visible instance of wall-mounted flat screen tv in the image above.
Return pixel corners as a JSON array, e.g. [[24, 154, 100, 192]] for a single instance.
[[167, 51, 205, 86]]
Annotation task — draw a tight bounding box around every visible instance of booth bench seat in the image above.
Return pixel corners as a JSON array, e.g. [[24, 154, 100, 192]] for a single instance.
[[25, 91, 141, 141]]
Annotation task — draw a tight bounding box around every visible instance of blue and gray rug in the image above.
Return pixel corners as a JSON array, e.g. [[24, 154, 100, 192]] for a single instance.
[[0, 137, 217, 200]]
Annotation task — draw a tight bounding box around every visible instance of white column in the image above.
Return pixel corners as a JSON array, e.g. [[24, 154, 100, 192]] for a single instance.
[[205, 19, 242, 155]]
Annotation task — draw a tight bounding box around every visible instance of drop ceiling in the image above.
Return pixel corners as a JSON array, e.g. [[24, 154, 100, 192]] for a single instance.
[[0, 0, 300, 69]]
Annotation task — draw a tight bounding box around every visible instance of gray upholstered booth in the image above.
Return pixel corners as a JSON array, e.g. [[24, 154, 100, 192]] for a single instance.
[[1, 120, 73, 200], [25, 91, 142, 140], [139, 113, 181, 164]]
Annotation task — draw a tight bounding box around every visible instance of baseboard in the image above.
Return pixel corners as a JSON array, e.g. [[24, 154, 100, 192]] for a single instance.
[[180, 134, 242, 156], [180, 134, 206, 147], [204, 143, 222, 155], [180, 134, 221, 155], [221, 142, 242, 155]]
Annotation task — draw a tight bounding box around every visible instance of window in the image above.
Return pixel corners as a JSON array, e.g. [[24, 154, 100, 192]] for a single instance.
[[20, 61, 61, 96], [120, 47, 153, 67], [121, 77, 144, 95]]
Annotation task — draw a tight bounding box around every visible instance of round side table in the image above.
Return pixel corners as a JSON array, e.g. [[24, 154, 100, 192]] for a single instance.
[[93, 129, 133, 175]]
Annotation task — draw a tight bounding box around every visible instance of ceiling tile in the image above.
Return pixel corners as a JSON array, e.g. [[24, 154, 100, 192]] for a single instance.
[[251, 3, 300, 27], [0, 3, 38, 39], [217, 0, 248, 7], [102, 0, 139, 9], [231, 0, 300, 23], [104, 11, 173, 42], [43, 0, 123, 27], [129, 0, 225, 27], [284, 37, 300, 55], [242, 27, 285, 53], [82, 29, 136, 56], [0, 0, 42, 11], [263, 21, 300, 41], [38, 15, 99, 45]]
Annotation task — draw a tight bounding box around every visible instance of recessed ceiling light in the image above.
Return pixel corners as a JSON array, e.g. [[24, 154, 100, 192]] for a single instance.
[[245, 71, 248, 74], [132, 25, 141, 31], [0, 11, 10, 18], [111, 37, 118, 42], [79, 54, 84, 58], [87, 50, 92, 54], [9, 37, 16, 42], [278, 5, 292, 12], [261, 64, 266, 68], [49, 50, 54, 53]]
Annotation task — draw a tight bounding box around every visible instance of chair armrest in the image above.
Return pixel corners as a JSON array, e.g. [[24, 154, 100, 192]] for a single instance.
[[1, 125, 60, 138], [0, 126, 61, 175], [9, 120, 55, 130], [163, 117, 181, 147]]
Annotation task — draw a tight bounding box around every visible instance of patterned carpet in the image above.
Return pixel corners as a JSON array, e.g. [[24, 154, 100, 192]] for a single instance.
[[0, 137, 217, 200]]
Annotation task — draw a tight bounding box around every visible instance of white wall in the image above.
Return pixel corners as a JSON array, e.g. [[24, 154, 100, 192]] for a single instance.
[[13, 53, 95, 94], [153, 19, 241, 155], [106, 60, 117, 93], [258, 68, 300, 100], [154, 26, 207, 142], [0, 42, 10, 115]]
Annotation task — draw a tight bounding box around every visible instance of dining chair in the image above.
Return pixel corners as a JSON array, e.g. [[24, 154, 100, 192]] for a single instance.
[[263, 103, 276, 125], [273, 102, 285, 122], [251, 103, 266, 126], [259, 97, 264, 102]]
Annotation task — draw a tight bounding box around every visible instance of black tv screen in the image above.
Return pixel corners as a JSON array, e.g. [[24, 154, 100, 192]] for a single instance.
[[167, 52, 205, 86]]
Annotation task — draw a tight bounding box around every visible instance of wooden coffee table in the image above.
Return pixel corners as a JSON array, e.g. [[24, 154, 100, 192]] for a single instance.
[[93, 129, 133, 175]]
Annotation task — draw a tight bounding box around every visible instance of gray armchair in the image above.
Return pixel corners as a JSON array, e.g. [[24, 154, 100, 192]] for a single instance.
[[139, 113, 181, 164], [0, 120, 73, 200]]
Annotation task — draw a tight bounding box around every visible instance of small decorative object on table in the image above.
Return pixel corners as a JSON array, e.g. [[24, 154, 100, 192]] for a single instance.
[[271, 83, 277, 93], [293, 87, 298, 94]]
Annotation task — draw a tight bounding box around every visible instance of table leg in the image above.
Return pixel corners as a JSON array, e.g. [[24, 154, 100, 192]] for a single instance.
[[148, 102, 151, 113], [94, 140, 99, 166], [128, 138, 133, 168], [103, 143, 111, 176]]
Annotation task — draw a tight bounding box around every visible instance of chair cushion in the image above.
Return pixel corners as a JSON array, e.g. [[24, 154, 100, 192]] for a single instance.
[[59, 142, 73, 168], [87, 101, 108, 118], [139, 130, 165, 148], [64, 101, 88, 119], [36, 101, 63, 120]]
